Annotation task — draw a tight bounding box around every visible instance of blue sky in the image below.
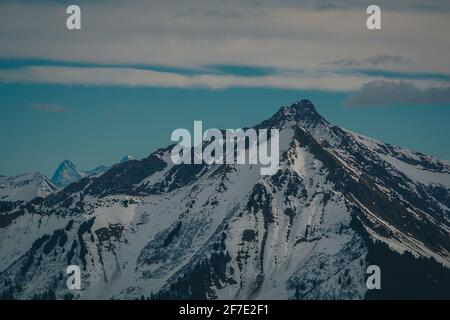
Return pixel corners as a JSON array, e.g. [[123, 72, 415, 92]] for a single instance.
[[1, 1, 450, 177], [2, 80, 449, 177]]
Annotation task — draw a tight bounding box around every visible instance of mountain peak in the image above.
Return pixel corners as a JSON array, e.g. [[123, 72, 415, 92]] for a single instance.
[[51, 159, 83, 188], [60, 159, 76, 168], [120, 155, 136, 163], [294, 99, 315, 109], [281, 99, 317, 115], [51, 159, 110, 187], [260, 99, 324, 130]]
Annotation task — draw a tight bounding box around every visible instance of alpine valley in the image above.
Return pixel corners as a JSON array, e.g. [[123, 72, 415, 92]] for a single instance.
[[1, 100, 449, 300]]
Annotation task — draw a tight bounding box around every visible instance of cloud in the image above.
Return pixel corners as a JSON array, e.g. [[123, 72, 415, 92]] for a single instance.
[[312, 3, 347, 11], [177, 6, 261, 19], [0, 0, 449, 95], [1, 66, 446, 93], [0, 65, 393, 91], [1, 0, 450, 77], [326, 55, 410, 67], [28, 103, 69, 113], [345, 80, 450, 107]]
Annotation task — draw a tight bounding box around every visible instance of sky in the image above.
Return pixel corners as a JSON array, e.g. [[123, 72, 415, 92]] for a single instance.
[[0, 0, 450, 177]]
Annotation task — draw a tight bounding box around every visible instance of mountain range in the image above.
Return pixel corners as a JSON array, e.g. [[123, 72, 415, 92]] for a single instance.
[[0, 99, 449, 300], [0, 156, 136, 202], [51, 156, 136, 188]]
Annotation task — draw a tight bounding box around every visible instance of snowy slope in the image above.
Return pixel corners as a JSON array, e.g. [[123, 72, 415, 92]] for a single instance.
[[1, 100, 449, 300], [0, 173, 58, 202]]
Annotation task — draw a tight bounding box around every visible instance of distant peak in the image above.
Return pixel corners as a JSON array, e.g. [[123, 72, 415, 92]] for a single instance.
[[120, 155, 136, 163], [51, 159, 82, 187], [60, 159, 76, 167]]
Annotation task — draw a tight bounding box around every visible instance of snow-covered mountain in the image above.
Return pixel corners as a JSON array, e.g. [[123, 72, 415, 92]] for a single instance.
[[0, 173, 58, 202], [1, 100, 449, 300], [50, 160, 84, 188]]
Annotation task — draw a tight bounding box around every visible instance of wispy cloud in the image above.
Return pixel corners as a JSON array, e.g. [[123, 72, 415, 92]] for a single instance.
[[0, 65, 396, 91], [28, 102, 69, 113], [345, 80, 450, 107], [325, 55, 410, 68], [1, 66, 447, 93]]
